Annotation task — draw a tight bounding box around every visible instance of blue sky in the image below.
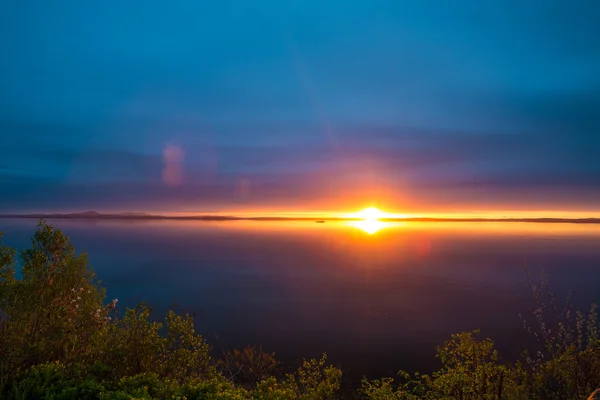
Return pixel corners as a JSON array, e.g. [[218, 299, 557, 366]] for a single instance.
[[1, 0, 599, 214]]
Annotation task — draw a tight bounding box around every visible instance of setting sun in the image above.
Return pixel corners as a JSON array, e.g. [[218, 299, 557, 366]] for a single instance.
[[346, 207, 406, 221], [356, 207, 386, 220], [346, 207, 400, 235]]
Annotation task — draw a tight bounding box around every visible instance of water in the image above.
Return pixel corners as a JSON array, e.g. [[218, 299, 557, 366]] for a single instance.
[[1, 218, 600, 379]]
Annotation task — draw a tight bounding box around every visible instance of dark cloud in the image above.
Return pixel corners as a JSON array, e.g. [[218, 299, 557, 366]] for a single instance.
[[1, 126, 599, 212]]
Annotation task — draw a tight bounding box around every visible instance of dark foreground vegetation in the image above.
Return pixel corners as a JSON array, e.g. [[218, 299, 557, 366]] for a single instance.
[[1, 222, 599, 399]]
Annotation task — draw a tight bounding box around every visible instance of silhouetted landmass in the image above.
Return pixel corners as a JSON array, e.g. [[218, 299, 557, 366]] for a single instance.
[[116, 212, 151, 217], [1, 211, 600, 224]]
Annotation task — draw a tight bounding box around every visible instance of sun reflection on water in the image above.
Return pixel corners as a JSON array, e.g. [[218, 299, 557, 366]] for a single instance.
[[348, 219, 391, 235]]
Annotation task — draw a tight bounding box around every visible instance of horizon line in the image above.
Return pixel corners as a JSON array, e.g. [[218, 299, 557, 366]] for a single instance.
[[1, 211, 600, 224]]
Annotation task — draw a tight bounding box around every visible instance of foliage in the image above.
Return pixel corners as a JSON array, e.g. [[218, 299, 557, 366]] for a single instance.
[[1, 221, 599, 399], [218, 345, 281, 387], [518, 270, 600, 400], [250, 354, 341, 400], [361, 375, 417, 400], [520, 270, 599, 363], [0, 222, 107, 378], [4, 362, 105, 400], [287, 354, 342, 399], [425, 330, 511, 399], [361, 333, 520, 400], [83, 305, 212, 382]]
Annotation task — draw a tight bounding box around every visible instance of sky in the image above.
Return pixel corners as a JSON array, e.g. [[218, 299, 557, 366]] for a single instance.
[[1, 0, 599, 215]]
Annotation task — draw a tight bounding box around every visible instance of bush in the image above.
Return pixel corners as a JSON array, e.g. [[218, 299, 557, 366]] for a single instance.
[[83, 305, 213, 382], [361, 332, 520, 400], [218, 346, 281, 387], [519, 271, 600, 399], [6, 362, 105, 400], [0, 222, 107, 378]]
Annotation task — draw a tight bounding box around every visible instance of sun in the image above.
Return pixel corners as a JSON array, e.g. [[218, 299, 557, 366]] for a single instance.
[[345, 207, 406, 221], [355, 207, 386, 221], [347, 207, 396, 235]]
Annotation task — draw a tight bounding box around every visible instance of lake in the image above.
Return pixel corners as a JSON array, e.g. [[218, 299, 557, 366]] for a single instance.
[[1, 218, 599, 379]]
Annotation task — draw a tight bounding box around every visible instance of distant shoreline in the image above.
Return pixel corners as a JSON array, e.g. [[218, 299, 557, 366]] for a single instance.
[[1, 212, 600, 224]]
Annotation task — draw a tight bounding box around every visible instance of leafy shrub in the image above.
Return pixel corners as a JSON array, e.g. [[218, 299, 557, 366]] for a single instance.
[[84, 304, 212, 382], [218, 346, 281, 387], [519, 271, 600, 399], [361, 332, 519, 400], [252, 354, 341, 400], [5, 362, 105, 400], [0, 222, 107, 378]]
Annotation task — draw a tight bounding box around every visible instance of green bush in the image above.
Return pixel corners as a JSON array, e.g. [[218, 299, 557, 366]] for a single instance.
[[218, 346, 281, 387], [360, 332, 520, 400], [0, 222, 107, 378], [83, 305, 213, 382], [6, 362, 106, 400]]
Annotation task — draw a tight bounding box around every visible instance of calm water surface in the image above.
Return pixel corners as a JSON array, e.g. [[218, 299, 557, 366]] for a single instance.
[[2, 218, 600, 378]]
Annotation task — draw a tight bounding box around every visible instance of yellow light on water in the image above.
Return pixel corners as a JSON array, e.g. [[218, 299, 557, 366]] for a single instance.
[[349, 219, 387, 235]]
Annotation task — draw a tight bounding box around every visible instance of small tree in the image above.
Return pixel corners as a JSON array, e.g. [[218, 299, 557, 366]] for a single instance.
[[429, 330, 510, 399], [0, 221, 107, 378]]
